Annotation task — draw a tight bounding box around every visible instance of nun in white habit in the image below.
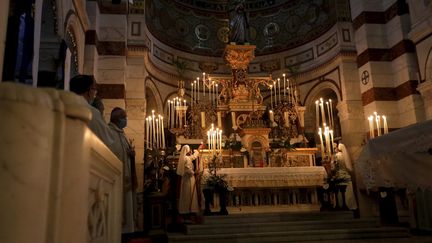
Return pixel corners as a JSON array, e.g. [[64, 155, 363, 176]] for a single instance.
[[177, 145, 201, 214]]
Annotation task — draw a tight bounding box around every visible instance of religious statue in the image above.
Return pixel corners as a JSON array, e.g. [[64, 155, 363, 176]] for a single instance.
[[228, 0, 249, 44]]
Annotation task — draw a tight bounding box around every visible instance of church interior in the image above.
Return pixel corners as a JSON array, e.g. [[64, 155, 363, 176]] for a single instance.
[[1, 0, 432, 242]]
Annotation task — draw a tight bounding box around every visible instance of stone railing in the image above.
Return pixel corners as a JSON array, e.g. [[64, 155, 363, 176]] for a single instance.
[[0, 83, 122, 243]]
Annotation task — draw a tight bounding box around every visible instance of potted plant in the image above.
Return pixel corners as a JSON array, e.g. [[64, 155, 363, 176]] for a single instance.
[[203, 155, 232, 215]]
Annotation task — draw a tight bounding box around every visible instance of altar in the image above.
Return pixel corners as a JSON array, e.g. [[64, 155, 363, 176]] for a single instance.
[[219, 167, 326, 188], [147, 44, 329, 213]]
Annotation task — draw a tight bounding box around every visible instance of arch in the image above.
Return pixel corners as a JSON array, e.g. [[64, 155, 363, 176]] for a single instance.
[[303, 79, 341, 108], [145, 76, 164, 116], [64, 10, 84, 74], [302, 79, 342, 139]]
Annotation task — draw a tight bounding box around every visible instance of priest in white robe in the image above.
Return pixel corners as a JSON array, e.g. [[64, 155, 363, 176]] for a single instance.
[[108, 107, 137, 233]]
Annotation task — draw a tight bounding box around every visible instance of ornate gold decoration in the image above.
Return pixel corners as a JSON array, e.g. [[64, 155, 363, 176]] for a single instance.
[[223, 44, 256, 70]]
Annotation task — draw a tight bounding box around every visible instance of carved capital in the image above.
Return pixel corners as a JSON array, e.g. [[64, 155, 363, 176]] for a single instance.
[[223, 44, 256, 70]]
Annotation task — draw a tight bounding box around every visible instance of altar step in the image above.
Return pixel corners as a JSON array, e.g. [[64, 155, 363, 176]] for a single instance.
[[168, 212, 410, 243]]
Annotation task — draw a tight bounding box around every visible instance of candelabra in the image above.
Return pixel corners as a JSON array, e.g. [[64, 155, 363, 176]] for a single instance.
[[167, 97, 188, 136], [268, 74, 305, 143], [315, 98, 335, 158]]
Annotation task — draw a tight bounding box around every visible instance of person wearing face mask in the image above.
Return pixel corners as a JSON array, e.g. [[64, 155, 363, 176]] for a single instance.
[[69, 75, 114, 147], [108, 107, 138, 234]]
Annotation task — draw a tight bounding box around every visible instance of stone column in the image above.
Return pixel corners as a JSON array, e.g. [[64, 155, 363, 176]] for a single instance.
[[417, 81, 432, 120], [96, 0, 128, 114], [0, 0, 10, 80]]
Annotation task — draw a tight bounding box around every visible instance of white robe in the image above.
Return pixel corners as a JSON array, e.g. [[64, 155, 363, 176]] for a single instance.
[[108, 123, 135, 233], [336, 151, 358, 210], [88, 104, 114, 147], [178, 150, 200, 214]]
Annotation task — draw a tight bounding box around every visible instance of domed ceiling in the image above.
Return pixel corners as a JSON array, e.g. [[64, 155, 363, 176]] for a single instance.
[[145, 0, 337, 57]]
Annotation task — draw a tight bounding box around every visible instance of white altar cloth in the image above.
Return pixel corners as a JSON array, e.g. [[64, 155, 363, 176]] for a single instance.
[[217, 167, 327, 188], [356, 119, 432, 191]]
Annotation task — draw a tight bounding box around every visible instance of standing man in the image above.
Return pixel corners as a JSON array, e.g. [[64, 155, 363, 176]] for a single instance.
[[69, 75, 113, 147], [109, 107, 138, 234]]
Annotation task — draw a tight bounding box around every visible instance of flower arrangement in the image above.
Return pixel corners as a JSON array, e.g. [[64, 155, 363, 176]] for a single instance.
[[326, 160, 351, 187], [204, 155, 232, 191]]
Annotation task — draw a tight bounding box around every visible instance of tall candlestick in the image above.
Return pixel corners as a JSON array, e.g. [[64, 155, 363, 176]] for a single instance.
[[283, 74, 286, 99], [167, 101, 171, 129], [273, 81, 277, 104]]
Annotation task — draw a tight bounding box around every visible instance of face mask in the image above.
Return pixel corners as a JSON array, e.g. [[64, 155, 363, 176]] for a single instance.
[[118, 118, 127, 129]]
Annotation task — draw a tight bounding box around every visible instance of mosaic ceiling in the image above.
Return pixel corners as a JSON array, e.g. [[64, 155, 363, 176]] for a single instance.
[[145, 0, 339, 57]]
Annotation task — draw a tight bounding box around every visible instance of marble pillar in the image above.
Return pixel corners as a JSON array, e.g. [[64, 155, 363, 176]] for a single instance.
[[417, 81, 432, 120]]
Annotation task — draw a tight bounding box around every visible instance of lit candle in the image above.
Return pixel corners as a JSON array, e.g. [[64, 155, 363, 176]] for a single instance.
[[318, 128, 325, 157], [145, 117, 149, 149], [326, 101, 331, 128], [219, 130, 222, 152], [161, 116, 165, 148], [273, 81, 277, 104], [368, 116, 374, 138], [320, 98, 326, 126], [270, 85, 273, 109], [377, 115, 381, 136], [315, 100, 319, 129], [202, 74, 205, 98], [191, 82, 194, 106], [197, 78, 200, 101], [194, 80, 197, 103], [167, 101, 170, 129], [216, 83, 219, 106], [283, 74, 286, 99], [152, 110, 156, 147], [329, 99, 333, 129], [278, 78, 281, 103], [269, 110, 274, 123], [383, 115, 388, 134], [155, 118, 159, 149], [207, 131, 210, 150], [324, 125, 331, 156]]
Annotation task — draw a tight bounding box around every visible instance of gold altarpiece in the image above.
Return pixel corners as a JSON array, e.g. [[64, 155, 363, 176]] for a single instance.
[[167, 44, 326, 211]]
